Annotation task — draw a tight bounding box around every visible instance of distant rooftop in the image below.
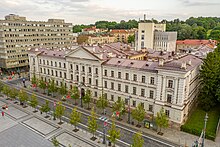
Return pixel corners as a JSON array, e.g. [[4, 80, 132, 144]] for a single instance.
[[176, 39, 217, 46]]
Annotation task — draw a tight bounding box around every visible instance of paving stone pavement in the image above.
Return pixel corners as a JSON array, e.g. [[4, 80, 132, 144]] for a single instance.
[[5, 106, 28, 119], [0, 123, 53, 147], [22, 117, 59, 136], [56, 132, 94, 147], [0, 97, 110, 147], [0, 114, 17, 132]]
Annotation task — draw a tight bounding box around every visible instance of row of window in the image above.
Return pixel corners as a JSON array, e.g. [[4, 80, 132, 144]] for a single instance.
[[39, 59, 66, 68], [73, 65, 98, 74], [108, 94, 153, 112], [40, 68, 67, 79], [104, 81, 154, 98], [104, 70, 155, 84]]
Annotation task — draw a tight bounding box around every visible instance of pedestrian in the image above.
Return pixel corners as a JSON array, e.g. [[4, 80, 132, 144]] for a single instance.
[[2, 111, 4, 117]]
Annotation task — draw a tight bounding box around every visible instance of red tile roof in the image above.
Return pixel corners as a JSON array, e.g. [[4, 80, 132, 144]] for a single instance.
[[176, 39, 217, 46]]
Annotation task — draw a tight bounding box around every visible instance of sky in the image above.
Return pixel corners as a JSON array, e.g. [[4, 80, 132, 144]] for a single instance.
[[0, 0, 220, 25]]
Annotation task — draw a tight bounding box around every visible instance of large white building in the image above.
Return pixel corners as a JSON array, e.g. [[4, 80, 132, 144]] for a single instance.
[[136, 22, 177, 52], [28, 46, 202, 125]]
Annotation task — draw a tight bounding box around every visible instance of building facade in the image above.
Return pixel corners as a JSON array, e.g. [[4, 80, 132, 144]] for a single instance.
[[110, 29, 136, 43], [86, 35, 115, 46], [0, 14, 73, 69], [136, 22, 177, 52], [29, 46, 202, 125]]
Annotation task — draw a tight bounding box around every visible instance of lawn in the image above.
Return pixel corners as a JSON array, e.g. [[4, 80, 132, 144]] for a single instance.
[[181, 106, 220, 140]]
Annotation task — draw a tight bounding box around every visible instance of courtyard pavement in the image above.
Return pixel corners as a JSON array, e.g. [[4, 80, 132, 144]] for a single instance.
[[0, 96, 113, 147]]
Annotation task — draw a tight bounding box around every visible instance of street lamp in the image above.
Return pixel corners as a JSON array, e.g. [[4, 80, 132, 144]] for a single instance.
[[99, 116, 108, 144], [202, 113, 208, 147], [126, 95, 131, 124], [53, 101, 56, 120], [78, 82, 83, 108], [22, 78, 26, 87]]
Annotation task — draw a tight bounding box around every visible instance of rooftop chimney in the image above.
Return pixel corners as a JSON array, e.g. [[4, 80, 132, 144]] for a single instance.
[[181, 62, 187, 69], [159, 58, 164, 66], [187, 59, 192, 66]]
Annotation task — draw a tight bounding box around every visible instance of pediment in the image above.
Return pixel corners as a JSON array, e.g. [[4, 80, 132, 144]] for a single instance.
[[66, 46, 100, 61]]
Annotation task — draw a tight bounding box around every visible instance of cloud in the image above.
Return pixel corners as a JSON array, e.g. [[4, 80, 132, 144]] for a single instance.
[[180, 0, 220, 6], [0, 0, 220, 24]]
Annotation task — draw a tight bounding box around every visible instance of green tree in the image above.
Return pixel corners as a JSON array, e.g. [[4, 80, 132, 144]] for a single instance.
[[0, 81, 4, 92], [55, 101, 66, 124], [77, 35, 89, 45], [131, 104, 145, 127], [2, 85, 10, 99], [30, 94, 38, 112], [108, 121, 120, 147], [209, 30, 220, 41], [70, 108, 81, 130], [70, 86, 79, 105], [51, 137, 59, 147], [18, 89, 28, 107], [31, 74, 38, 91], [112, 99, 125, 120], [199, 46, 220, 110], [88, 107, 98, 138], [132, 132, 144, 147], [59, 80, 67, 96], [38, 78, 47, 94], [40, 100, 50, 116], [9, 88, 18, 100], [83, 89, 92, 109], [48, 79, 57, 97], [128, 34, 135, 43], [155, 108, 169, 133], [96, 94, 108, 114]]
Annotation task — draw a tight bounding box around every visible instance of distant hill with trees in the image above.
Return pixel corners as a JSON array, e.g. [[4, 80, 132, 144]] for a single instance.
[[73, 17, 220, 41]]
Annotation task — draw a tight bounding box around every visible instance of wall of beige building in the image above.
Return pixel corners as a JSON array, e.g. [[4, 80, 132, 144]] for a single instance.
[[0, 14, 73, 69], [28, 49, 200, 125]]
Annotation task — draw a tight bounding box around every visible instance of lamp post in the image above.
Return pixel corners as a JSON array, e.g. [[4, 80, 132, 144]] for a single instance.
[[53, 101, 56, 120], [99, 116, 108, 144], [202, 113, 208, 147], [127, 95, 131, 124], [22, 78, 26, 87], [78, 82, 83, 108]]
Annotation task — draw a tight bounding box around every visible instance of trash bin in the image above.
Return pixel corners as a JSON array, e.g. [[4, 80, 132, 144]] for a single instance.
[[108, 141, 111, 146]]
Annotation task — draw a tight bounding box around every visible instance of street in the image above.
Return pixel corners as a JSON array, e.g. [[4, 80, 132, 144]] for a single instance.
[[5, 78, 179, 147]]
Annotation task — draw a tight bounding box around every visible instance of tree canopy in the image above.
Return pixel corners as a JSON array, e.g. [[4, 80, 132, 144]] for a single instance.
[[108, 121, 120, 146], [88, 107, 98, 137], [132, 132, 144, 147], [199, 45, 220, 111], [155, 108, 169, 133], [73, 17, 220, 41]]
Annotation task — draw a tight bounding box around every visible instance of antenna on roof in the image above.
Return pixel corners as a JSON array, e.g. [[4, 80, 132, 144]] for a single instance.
[[144, 14, 146, 21]]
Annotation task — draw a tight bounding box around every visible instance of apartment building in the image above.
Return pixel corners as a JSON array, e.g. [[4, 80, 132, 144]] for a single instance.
[[86, 35, 115, 45], [0, 14, 73, 70], [110, 29, 136, 43], [29, 46, 202, 125], [136, 22, 177, 52]]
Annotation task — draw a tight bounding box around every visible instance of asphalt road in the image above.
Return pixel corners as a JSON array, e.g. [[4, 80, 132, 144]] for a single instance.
[[5, 78, 180, 147]]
